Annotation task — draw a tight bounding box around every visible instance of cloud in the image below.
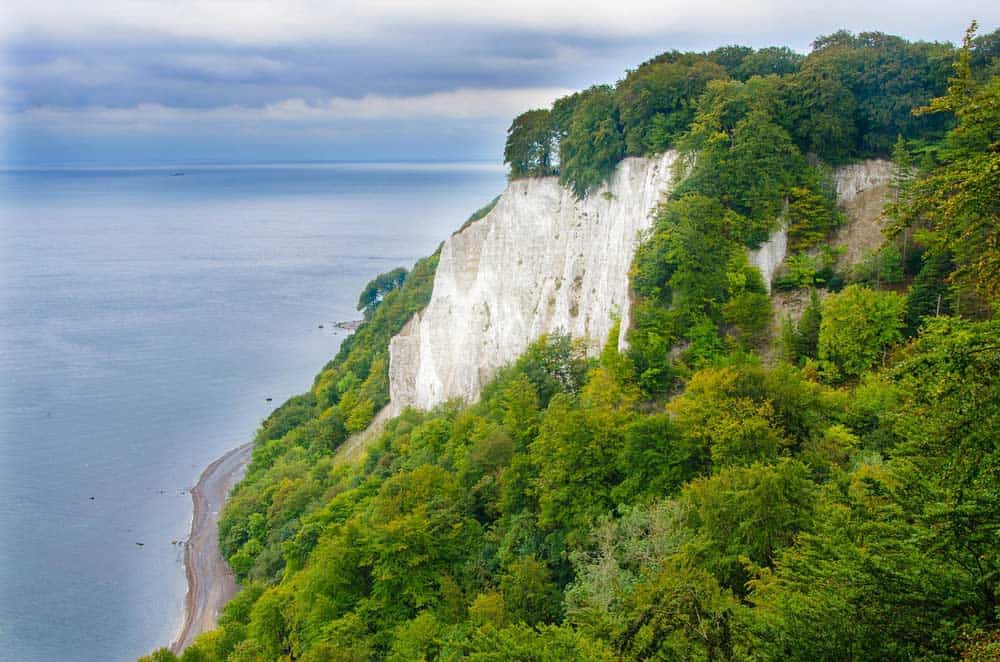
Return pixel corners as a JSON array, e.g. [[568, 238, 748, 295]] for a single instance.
[[2, 0, 997, 164], [164, 54, 291, 81], [3, 0, 994, 45], [8, 86, 574, 134], [262, 87, 574, 120]]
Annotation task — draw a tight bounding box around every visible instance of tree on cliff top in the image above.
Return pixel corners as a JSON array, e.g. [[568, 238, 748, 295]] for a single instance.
[[559, 86, 625, 197], [504, 108, 556, 178]]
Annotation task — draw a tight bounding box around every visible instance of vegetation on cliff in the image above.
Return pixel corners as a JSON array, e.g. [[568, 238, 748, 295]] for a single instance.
[[502, 29, 968, 196], [145, 23, 1000, 662]]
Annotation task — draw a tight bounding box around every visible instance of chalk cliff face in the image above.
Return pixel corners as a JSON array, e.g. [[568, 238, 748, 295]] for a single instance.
[[387, 152, 677, 414], [832, 159, 896, 268], [385, 154, 894, 416], [747, 226, 788, 294], [746, 159, 896, 291], [835, 159, 895, 204]]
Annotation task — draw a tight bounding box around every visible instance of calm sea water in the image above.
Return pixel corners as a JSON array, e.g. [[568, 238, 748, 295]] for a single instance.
[[0, 162, 505, 661]]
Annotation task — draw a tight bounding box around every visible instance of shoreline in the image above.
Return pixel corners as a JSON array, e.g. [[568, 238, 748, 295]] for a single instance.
[[169, 442, 254, 655]]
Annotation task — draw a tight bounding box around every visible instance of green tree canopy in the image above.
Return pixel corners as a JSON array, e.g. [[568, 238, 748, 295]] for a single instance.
[[504, 108, 555, 178], [818, 284, 906, 379], [558, 86, 625, 196]]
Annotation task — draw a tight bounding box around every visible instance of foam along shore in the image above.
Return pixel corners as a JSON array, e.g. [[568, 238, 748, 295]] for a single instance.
[[170, 442, 253, 654]]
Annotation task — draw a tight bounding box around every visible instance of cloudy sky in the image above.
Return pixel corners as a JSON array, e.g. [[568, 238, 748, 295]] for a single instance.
[[1, 1, 997, 166]]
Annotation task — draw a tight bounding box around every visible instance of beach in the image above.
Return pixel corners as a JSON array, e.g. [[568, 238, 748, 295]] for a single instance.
[[170, 443, 253, 654]]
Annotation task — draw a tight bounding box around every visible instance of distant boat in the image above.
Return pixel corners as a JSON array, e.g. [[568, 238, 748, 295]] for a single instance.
[[170, 172, 185, 177]]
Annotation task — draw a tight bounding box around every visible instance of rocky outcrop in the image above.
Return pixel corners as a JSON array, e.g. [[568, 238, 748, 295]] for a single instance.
[[748, 225, 788, 294], [835, 159, 895, 204], [386, 152, 677, 414], [379, 154, 896, 420], [748, 159, 896, 292], [832, 159, 896, 269]]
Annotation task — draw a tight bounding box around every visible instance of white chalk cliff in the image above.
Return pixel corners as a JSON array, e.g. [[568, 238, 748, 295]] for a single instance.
[[387, 152, 677, 414], [383, 154, 895, 417], [746, 159, 896, 291], [835, 159, 895, 204], [747, 225, 789, 294]]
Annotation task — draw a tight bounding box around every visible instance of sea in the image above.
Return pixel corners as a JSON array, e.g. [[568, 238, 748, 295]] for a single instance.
[[0, 162, 506, 661]]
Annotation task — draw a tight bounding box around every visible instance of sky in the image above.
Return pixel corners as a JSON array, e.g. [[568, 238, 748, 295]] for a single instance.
[[1, 1, 998, 166]]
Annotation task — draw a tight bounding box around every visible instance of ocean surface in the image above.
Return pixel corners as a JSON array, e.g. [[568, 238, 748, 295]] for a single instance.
[[0, 162, 506, 661]]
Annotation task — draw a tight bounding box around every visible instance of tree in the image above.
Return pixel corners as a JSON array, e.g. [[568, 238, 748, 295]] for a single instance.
[[722, 291, 772, 346], [668, 366, 793, 470], [137, 650, 177, 662], [818, 284, 906, 379], [613, 413, 708, 503], [679, 107, 806, 243], [559, 86, 625, 196], [889, 317, 1000, 623], [798, 30, 953, 158], [614, 561, 740, 660], [852, 244, 904, 287], [786, 63, 858, 162], [530, 368, 637, 547], [748, 462, 978, 660], [903, 251, 953, 333], [498, 373, 540, 448], [615, 59, 727, 155], [504, 109, 555, 178], [783, 290, 822, 364], [890, 23, 1000, 304], [680, 459, 816, 592], [357, 267, 408, 320], [500, 556, 562, 625], [550, 91, 585, 148], [786, 180, 842, 251], [707, 44, 755, 74], [388, 612, 441, 661], [971, 26, 1000, 78], [734, 47, 804, 80]]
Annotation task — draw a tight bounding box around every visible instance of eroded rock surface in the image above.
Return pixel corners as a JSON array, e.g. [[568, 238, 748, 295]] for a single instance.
[[383, 155, 896, 418], [833, 159, 896, 269], [387, 152, 677, 414], [748, 159, 896, 292]]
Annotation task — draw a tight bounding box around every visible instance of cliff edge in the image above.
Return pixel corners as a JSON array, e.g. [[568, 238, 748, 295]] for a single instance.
[[335, 154, 895, 460], [386, 152, 678, 415]]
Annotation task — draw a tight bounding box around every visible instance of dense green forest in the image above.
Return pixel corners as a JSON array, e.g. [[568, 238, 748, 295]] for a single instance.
[[145, 24, 1000, 661]]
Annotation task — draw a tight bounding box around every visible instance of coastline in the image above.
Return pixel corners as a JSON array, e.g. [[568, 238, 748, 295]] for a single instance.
[[170, 442, 254, 655]]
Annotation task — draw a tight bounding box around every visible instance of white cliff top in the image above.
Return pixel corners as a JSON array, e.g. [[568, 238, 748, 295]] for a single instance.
[[382, 153, 895, 418], [387, 152, 678, 414]]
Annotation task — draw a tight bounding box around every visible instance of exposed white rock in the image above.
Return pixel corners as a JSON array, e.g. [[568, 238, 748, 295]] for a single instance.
[[387, 152, 677, 414], [383, 154, 896, 418], [833, 159, 897, 268], [835, 159, 895, 203], [746, 159, 896, 291], [747, 225, 788, 294]]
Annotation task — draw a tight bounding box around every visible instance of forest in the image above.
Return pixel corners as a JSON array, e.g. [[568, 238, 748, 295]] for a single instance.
[[144, 23, 1000, 661]]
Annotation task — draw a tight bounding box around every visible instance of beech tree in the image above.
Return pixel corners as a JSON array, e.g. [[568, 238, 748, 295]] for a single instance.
[[504, 108, 555, 178], [558, 86, 625, 196], [615, 59, 728, 155], [818, 284, 906, 379]]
